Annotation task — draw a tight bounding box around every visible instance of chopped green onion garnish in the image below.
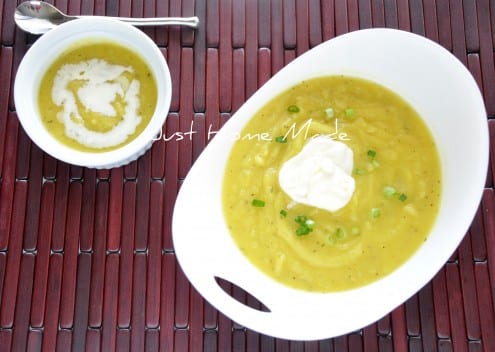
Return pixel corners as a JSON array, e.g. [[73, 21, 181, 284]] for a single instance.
[[383, 186, 408, 202], [251, 199, 265, 207], [354, 168, 366, 175], [280, 209, 288, 217], [344, 108, 355, 117], [275, 135, 287, 143], [335, 227, 347, 239], [288, 105, 300, 113], [295, 215, 308, 224], [367, 150, 380, 168], [296, 226, 312, 236], [370, 208, 381, 218], [325, 107, 334, 118], [383, 186, 397, 199], [371, 160, 380, 168], [351, 227, 360, 236], [294, 215, 313, 236]]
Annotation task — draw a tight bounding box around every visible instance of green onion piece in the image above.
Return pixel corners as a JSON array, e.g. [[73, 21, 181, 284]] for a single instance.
[[294, 215, 313, 236], [325, 107, 334, 118], [354, 168, 366, 175], [335, 227, 347, 239], [251, 199, 265, 207], [371, 160, 380, 168], [370, 208, 381, 218], [275, 135, 287, 143], [296, 226, 312, 236], [383, 186, 397, 199], [351, 227, 360, 236], [399, 193, 408, 202], [367, 149, 377, 158], [288, 105, 300, 113], [344, 108, 355, 117], [280, 209, 288, 217], [294, 215, 308, 224]]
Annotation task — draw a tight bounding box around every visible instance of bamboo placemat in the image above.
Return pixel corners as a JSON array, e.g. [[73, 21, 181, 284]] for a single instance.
[[1, 0, 494, 351]]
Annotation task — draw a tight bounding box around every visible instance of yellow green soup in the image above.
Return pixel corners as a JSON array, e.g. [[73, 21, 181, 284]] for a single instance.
[[222, 75, 442, 292], [38, 39, 157, 152]]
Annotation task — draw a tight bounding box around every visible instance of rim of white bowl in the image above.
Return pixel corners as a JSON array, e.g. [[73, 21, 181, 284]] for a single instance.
[[14, 17, 171, 169]]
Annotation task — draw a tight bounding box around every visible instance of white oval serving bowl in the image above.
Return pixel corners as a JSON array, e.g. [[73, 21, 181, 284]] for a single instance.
[[172, 28, 489, 340], [14, 17, 171, 169]]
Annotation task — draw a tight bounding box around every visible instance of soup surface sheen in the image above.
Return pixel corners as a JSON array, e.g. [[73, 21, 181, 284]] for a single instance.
[[38, 39, 157, 152], [222, 75, 442, 292]]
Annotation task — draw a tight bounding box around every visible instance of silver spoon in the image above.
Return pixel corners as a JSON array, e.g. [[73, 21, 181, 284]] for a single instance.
[[15, 1, 200, 35]]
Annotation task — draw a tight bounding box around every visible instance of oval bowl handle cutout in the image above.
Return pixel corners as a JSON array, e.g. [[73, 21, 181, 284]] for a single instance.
[[214, 276, 271, 313]]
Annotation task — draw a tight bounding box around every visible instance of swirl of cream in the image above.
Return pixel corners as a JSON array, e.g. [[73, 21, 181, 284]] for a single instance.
[[52, 58, 141, 148]]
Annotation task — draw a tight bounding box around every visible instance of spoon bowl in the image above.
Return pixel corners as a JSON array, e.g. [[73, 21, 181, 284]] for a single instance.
[[15, 0, 199, 35]]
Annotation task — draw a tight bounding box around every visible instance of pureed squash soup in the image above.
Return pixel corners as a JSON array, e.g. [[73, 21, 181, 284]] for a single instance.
[[222, 75, 442, 292], [38, 39, 158, 152]]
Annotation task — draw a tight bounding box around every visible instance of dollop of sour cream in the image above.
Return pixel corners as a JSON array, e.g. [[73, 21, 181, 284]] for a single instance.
[[278, 136, 355, 212], [52, 58, 141, 148]]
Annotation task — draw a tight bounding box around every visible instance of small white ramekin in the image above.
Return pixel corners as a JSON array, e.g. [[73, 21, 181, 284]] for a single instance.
[[14, 17, 171, 169]]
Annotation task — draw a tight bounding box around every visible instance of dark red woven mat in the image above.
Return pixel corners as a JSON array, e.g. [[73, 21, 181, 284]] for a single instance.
[[1, 0, 494, 351]]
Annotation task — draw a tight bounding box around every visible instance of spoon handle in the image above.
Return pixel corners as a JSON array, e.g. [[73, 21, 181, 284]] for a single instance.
[[76, 15, 200, 29]]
